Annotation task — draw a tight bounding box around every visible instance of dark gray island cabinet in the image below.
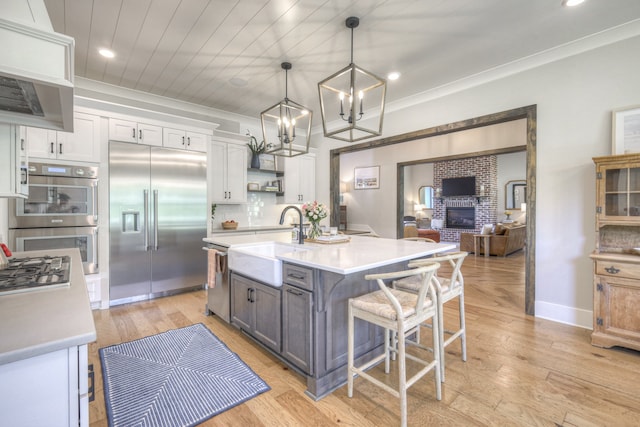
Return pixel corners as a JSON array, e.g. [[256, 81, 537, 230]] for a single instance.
[[230, 259, 410, 399], [224, 235, 456, 399]]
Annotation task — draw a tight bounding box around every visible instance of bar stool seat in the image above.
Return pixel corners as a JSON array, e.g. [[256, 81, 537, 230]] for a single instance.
[[347, 263, 442, 427]]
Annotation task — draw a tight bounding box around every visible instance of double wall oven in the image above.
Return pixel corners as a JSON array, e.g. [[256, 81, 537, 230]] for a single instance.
[[9, 162, 99, 274]]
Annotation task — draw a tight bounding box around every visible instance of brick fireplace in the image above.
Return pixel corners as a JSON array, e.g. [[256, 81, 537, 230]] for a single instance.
[[434, 156, 497, 242]]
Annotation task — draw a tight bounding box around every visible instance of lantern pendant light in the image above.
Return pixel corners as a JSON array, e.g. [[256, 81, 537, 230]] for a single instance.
[[318, 16, 387, 143], [261, 62, 312, 157]]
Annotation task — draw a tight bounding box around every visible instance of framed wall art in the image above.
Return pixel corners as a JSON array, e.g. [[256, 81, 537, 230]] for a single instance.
[[354, 166, 380, 190], [612, 105, 640, 155]]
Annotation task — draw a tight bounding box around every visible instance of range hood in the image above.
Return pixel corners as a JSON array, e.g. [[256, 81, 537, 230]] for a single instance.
[[0, 0, 74, 132]]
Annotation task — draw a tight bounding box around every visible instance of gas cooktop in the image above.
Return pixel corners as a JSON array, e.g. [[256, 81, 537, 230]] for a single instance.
[[0, 256, 71, 296]]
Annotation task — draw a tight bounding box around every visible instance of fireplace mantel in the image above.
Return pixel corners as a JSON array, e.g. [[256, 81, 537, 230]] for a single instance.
[[436, 195, 489, 204]]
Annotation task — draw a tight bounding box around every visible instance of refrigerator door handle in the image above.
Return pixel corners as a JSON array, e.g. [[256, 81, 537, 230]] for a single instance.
[[143, 190, 149, 251], [153, 190, 159, 251]]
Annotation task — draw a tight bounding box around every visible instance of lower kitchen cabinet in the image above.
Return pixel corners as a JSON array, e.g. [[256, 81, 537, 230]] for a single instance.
[[0, 344, 90, 427], [282, 283, 313, 374], [590, 254, 640, 351], [230, 273, 281, 352]]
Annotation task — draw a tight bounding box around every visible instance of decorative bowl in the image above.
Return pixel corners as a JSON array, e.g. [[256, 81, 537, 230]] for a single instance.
[[222, 221, 238, 230]]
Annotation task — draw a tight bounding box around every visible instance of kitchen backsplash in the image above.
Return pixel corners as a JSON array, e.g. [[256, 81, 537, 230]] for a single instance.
[[210, 194, 303, 232]]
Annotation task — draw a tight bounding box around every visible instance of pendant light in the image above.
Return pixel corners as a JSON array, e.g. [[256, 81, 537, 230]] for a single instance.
[[261, 62, 312, 157], [318, 16, 387, 143]]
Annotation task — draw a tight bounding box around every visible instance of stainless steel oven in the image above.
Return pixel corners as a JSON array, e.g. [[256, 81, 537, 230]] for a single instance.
[[9, 227, 98, 274], [9, 162, 98, 228], [8, 162, 99, 274]]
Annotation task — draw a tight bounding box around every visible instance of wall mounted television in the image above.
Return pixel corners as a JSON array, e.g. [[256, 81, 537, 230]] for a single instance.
[[441, 176, 476, 196]]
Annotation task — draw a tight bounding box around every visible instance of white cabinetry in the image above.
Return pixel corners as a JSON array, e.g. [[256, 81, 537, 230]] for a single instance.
[[0, 125, 28, 198], [109, 118, 162, 146], [210, 140, 247, 204], [27, 112, 101, 162], [284, 154, 315, 203], [0, 344, 90, 427], [163, 127, 208, 152]]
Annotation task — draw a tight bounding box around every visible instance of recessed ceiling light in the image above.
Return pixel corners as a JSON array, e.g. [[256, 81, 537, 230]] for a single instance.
[[229, 77, 248, 87], [562, 0, 585, 6], [388, 72, 400, 81], [99, 48, 115, 58]]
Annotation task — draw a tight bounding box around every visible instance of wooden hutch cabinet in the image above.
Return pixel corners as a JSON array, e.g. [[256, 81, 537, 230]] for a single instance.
[[590, 153, 640, 351]]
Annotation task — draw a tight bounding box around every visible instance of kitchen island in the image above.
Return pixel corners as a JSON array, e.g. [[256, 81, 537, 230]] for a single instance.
[[204, 234, 455, 399], [0, 248, 96, 427]]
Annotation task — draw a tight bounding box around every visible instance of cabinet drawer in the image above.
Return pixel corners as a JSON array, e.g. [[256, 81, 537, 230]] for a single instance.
[[595, 260, 640, 280], [283, 263, 313, 291]]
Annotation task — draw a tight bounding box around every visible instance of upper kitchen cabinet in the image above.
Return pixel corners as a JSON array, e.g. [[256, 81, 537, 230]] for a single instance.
[[26, 112, 101, 163], [209, 140, 247, 204], [109, 118, 162, 146], [595, 154, 640, 226], [0, 124, 28, 198], [163, 128, 208, 152], [283, 154, 315, 203]]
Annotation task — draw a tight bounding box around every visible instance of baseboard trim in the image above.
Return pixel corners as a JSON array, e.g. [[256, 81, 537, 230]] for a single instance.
[[535, 301, 592, 330]]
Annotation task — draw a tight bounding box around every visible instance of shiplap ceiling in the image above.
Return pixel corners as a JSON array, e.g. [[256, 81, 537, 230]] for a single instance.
[[43, 0, 640, 120]]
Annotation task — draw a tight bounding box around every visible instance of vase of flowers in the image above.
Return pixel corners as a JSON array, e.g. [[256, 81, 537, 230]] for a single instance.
[[504, 210, 512, 220], [247, 133, 265, 169], [302, 201, 327, 240]]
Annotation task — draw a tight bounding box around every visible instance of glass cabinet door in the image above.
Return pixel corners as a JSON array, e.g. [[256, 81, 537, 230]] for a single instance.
[[602, 166, 640, 218]]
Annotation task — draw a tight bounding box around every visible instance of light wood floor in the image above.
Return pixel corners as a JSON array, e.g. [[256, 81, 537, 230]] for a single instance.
[[88, 252, 640, 426]]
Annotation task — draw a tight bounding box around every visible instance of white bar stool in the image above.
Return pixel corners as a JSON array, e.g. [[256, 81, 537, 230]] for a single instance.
[[347, 263, 442, 427], [394, 251, 468, 382]]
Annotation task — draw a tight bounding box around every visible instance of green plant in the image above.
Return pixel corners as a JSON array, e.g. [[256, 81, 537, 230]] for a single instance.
[[211, 203, 217, 219], [247, 135, 265, 155]]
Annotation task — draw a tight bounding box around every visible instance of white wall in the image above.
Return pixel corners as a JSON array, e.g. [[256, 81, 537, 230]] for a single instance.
[[405, 163, 434, 216], [497, 152, 527, 222], [337, 120, 526, 238], [314, 34, 640, 328]]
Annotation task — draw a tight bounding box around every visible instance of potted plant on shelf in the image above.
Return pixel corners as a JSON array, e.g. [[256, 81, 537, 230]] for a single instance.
[[211, 203, 217, 229], [247, 133, 265, 169]]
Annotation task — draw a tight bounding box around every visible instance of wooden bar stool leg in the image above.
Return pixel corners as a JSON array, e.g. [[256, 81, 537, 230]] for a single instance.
[[398, 323, 407, 427], [385, 328, 391, 373], [459, 291, 467, 362], [347, 303, 355, 397]]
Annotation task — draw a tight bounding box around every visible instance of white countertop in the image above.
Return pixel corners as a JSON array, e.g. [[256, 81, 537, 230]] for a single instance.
[[0, 248, 97, 365], [206, 234, 456, 275], [277, 236, 455, 275]]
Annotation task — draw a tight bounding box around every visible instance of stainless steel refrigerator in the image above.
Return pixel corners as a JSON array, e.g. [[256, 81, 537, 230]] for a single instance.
[[109, 141, 207, 305]]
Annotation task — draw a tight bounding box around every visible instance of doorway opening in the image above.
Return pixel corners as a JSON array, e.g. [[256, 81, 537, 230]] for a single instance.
[[329, 105, 536, 315]]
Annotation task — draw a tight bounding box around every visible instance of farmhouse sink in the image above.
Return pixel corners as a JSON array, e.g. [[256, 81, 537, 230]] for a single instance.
[[228, 242, 311, 287]]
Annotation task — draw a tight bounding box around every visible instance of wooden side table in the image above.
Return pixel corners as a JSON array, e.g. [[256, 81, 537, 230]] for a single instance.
[[473, 234, 490, 257]]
